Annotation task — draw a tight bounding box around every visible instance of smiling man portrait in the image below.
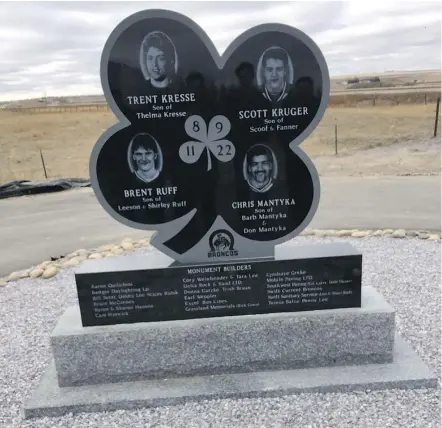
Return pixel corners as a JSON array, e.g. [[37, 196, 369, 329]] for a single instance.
[[139, 31, 178, 90], [128, 133, 163, 183], [244, 144, 278, 193]]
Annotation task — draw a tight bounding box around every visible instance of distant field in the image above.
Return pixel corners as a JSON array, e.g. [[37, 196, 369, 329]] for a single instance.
[[4, 90, 440, 114], [0, 102, 440, 183], [330, 69, 441, 92], [329, 90, 440, 107], [2, 69, 440, 109]]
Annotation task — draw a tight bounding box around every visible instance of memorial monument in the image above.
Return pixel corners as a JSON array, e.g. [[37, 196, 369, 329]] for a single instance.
[[24, 9, 436, 418]]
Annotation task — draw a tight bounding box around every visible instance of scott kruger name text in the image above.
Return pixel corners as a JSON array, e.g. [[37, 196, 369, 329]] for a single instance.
[[238, 107, 308, 119]]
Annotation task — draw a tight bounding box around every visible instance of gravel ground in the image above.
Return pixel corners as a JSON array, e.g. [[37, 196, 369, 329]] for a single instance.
[[0, 237, 440, 428]]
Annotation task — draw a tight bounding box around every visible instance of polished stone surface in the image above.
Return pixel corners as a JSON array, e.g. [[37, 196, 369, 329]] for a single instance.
[[75, 243, 362, 326]]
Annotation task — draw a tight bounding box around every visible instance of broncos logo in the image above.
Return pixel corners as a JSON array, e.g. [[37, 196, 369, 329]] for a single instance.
[[208, 229, 237, 257], [213, 233, 231, 251]]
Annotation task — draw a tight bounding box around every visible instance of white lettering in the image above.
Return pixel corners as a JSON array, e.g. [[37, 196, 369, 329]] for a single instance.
[[238, 109, 268, 119]]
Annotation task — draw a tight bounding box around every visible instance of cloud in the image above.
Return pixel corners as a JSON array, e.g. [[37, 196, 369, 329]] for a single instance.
[[0, 1, 440, 101]]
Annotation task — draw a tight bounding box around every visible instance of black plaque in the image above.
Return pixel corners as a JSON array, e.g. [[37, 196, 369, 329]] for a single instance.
[[76, 253, 361, 327]]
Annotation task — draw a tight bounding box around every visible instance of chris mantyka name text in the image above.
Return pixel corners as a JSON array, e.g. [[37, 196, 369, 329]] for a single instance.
[[232, 199, 296, 209]]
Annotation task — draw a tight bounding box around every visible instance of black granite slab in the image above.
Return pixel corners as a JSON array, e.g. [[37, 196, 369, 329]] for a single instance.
[[90, 9, 330, 263], [75, 243, 362, 326]]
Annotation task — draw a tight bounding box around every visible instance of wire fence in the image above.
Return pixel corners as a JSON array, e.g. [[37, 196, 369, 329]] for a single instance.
[[328, 91, 440, 107], [3, 104, 110, 114], [0, 98, 440, 183], [1, 91, 441, 114]]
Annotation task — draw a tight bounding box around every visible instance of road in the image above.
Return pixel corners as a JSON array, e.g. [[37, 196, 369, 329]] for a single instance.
[[0, 176, 440, 277]]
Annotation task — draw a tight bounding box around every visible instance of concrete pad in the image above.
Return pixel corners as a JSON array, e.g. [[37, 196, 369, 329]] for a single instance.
[[51, 286, 393, 387], [23, 333, 437, 419]]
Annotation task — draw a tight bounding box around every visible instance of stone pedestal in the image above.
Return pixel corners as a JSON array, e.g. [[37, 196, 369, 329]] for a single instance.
[[23, 286, 437, 419], [52, 286, 393, 387]]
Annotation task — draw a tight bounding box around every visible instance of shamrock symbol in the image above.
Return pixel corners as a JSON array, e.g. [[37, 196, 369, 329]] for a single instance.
[[179, 115, 235, 171]]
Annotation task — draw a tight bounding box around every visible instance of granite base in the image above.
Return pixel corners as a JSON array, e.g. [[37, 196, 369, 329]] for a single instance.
[[52, 286, 394, 387], [23, 333, 437, 419]]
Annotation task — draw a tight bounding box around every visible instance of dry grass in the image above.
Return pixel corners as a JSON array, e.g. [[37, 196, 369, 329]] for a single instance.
[[303, 104, 440, 156], [328, 91, 440, 106], [0, 103, 440, 183], [0, 111, 116, 182]]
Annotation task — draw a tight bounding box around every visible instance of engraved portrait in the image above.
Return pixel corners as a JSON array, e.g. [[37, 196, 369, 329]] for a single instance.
[[139, 31, 179, 90], [127, 133, 163, 183], [256, 46, 294, 102], [243, 144, 278, 193]]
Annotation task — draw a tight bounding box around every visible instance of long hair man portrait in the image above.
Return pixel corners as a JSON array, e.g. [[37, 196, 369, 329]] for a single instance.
[[127, 133, 163, 184], [139, 31, 178, 90]]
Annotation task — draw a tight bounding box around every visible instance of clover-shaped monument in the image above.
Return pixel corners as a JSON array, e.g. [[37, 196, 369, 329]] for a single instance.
[[24, 11, 431, 419], [90, 9, 330, 263]]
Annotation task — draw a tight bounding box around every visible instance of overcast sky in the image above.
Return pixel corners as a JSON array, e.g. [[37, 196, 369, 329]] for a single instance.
[[0, 1, 440, 101]]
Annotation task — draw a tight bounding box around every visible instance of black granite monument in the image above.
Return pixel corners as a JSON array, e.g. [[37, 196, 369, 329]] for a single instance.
[[23, 11, 436, 420], [79, 9, 362, 326]]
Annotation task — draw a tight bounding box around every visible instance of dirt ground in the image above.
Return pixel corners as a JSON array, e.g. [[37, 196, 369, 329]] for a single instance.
[[0, 104, 440, 182]]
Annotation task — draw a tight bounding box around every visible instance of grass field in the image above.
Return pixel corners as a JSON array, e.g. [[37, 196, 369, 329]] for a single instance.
[[0, 103, 440, 183], [330, 69, 441, 91]]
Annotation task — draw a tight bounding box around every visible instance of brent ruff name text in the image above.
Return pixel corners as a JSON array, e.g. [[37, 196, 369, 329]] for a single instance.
[[124, 187, 178, 197], [126, 93, 196, 105]]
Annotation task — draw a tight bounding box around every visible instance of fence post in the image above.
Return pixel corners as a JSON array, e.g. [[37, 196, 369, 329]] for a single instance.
[[335, 124, 338, 155], [40, 148, 48, 179], [434, 97, 440, 138], [372, 97, 376, 106], [425, 94, 427, 105]]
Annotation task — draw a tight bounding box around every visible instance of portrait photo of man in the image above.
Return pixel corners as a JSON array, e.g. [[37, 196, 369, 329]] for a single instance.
[[139, 31, 178, 90], [243, 144, 278, 193], [127, 133, 163, 184], [257, 46, 294, 103]]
